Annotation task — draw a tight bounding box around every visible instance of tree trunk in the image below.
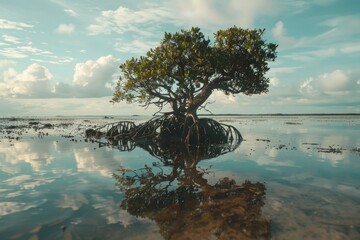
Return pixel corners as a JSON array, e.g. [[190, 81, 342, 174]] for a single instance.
[[185, 106, 198, 121]]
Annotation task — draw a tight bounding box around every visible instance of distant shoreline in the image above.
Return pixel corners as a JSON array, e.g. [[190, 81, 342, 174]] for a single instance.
[[1, 113, 360, 120], [199, 113, 360, 116]]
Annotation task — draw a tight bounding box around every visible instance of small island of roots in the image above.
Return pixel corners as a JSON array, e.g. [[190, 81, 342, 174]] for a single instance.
[[86, 113, 242, 146]]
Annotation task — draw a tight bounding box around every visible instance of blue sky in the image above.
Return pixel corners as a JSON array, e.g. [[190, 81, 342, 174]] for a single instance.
[[0, 0, 359, 116]]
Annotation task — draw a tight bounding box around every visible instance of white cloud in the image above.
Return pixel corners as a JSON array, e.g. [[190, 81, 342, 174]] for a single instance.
[[53, 55, 119, 98], [172, 0, 223, 27], [172, 0, 280, 28], [270, 77, 280, 87], [308, 48, 337, 58], [0, 60, 16, 68], [285, 0, 336, 14], [17, 46, 52, 55], [314, 15, 360, 44], [2, 35, 20, 44], [64, 9, 78, 17], [319, 70, 350, 92], [300, 77, 319, 96], [0, 18, 33, 30], [272, 21, 295, 47], [56, 24, 75, 34], [88, 6, 171, 36], [209, 90, 236, 104], [72, 55, 118, 95], [0, 55, 116, 99], [283, 47, 339, 62], [0, 63, 53, 98], [268, 67, 303, 75], [0, 48, 28, 58], [322, 15, 360, 30], [88, 0, 281, 36], [0, 41, 73, 64], [300, 69, 359, 96], [115, 39, 158, 53], [340, 43, 360, 54], [276, 14, 360, 63]]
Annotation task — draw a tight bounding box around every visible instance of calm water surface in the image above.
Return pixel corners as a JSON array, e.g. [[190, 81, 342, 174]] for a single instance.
[[0, 115, 359, 239]]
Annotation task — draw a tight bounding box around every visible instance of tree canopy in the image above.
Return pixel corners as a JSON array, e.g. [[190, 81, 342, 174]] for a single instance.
[[112, 26, 277, 117]]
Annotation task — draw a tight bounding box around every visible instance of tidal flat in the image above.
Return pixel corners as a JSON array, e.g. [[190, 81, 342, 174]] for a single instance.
[[0, 115, 359, 239]]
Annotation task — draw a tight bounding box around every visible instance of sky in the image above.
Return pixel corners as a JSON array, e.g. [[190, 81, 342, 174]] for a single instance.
[[0, 0, 359, 116]]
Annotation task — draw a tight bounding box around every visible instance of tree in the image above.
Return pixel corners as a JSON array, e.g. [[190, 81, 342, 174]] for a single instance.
[[112, 26, 277, 119]]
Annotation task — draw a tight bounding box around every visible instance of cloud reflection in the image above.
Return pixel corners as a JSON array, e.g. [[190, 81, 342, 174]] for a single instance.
[[299, 135, 350, 166], [0, 141, 53, 172], [56, 193, 89, 211], [92, 194, 139, 227], [0, 199, 46, 217], [74, 147, 123, 177], [5, 174, 55, 190]]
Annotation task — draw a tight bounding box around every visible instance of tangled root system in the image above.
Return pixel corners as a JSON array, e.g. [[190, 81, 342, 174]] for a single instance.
[[86, 114, 242, 147]]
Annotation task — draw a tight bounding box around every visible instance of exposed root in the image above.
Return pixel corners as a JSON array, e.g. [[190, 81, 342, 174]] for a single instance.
[[85, 114, 242, 147]]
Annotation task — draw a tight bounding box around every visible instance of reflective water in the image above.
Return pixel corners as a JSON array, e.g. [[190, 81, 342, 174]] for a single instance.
[[0, 115, 359, 239]]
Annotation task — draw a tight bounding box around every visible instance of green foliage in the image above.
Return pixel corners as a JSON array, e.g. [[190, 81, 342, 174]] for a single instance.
[[112, 26, 277, 115]]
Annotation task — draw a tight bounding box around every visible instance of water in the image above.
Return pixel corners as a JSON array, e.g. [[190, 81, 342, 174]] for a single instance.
[[0, 115, 359, 239]]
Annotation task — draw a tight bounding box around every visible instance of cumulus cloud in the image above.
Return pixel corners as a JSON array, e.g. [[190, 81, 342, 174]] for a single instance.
[[272, 21, 295, 47], [300, 69, 359, 96], [319, 70, 351, 93], [0, 60, 16, 68], [56, 23, 75, 34], [0, 63, 53, 98], [0, 55, 118, 99], [0, 18, 33, 30], [53, 55, 119, 98], [209, 90, 236, 104]]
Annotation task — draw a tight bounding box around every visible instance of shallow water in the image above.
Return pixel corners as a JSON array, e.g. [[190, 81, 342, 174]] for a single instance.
[[0, 115, 359, 239]]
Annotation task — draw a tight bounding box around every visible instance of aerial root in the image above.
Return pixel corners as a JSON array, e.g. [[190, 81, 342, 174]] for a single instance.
[[85, 114, 242, 147]]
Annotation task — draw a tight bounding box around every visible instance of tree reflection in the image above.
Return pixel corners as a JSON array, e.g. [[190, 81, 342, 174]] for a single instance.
[[113, 142, 271, 240]]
